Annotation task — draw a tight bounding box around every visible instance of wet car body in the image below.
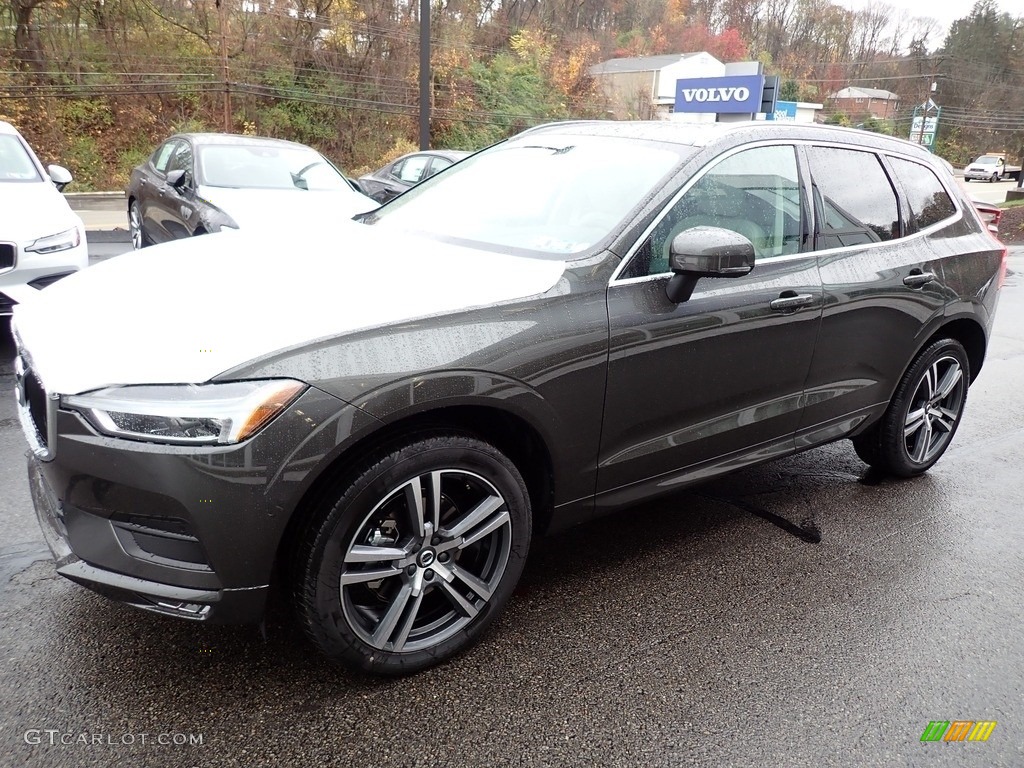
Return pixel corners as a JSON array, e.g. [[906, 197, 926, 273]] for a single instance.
[[125, 133, 376, 248], [15, 121, 1005, 674]]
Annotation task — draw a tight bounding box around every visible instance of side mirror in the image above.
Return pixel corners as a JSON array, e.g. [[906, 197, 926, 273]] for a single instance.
[[166, 169, 188, 189], [666, 226, 755, 303], [47, 164, 73, 192]]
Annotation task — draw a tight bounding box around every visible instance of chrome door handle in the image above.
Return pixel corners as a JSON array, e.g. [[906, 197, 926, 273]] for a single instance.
[[770, 293, 815, 311], [903, 271, 936, 288]]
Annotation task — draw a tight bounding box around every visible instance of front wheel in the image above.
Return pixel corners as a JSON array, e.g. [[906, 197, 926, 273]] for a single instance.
[[295, 434, 531, 675], [852, 338, 970, 477], [991, 173, 999, 183]]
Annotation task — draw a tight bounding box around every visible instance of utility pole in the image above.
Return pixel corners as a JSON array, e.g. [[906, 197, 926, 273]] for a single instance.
[[418, 0, 430, 150], [218, 0, 231, 132]]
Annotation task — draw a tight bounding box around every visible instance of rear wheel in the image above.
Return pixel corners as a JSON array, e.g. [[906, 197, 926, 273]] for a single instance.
[[128, 200, 150, 249], [295, 434, 531, 675], [852, 338, 969, 477]]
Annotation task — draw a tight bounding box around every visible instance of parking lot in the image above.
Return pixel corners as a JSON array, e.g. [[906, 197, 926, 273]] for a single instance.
[[1, 244, 1022, 767]]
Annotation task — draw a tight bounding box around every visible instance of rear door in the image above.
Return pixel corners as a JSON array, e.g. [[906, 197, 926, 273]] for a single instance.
[[795, 144, 952, 439], [597, 143, 823, 505]]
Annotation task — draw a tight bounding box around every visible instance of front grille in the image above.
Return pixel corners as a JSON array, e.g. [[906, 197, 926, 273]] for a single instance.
[[0, 243, 14, 270], [24, 368, 48, 449]]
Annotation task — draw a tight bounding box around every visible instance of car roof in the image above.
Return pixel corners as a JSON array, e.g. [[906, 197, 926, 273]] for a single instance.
[[168, 133, 320, 151], [399, 149, 471, 161], [0, 120, 22, 136], [519, 119, 938, 160], [425, 149, 471, 159]]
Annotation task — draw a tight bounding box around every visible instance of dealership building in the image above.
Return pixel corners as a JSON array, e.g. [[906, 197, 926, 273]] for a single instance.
[[588, 52, 822, 123]]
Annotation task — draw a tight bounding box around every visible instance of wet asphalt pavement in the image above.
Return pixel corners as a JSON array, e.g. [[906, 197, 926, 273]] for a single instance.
[[0, 249, 1022, 767]]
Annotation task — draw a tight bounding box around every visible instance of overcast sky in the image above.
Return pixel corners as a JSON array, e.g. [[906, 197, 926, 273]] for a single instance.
[[836, 0, 1015, 50]]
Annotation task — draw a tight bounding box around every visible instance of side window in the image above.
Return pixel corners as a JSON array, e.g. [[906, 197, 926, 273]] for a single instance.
[[167, 142, 193, 177], [887, 156, 956, 231], [806, 146, 899, 249], [425, 156, 454, 179], [622, 144, 802, 278], [152, 141, 178, 174], [395, 155, 428, 184]]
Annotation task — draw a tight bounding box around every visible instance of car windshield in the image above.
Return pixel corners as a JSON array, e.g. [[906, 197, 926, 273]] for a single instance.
[[0, 134, 43, 182], [365, 136, 688, 257], [197, 144, 349, 191], [976, 157, 998, 165]]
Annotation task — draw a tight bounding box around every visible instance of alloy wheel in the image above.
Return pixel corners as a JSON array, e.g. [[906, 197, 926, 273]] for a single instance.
[[903, 355, 965, 465], [339, 469, 512, 653], [129, 202, 144, 249]]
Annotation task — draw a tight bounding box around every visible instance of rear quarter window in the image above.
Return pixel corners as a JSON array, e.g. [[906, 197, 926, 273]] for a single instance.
[[887, 156, 957, 232]]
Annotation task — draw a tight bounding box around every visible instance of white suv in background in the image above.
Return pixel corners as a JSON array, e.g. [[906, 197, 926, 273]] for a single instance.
[[0, 120, 88, 316]]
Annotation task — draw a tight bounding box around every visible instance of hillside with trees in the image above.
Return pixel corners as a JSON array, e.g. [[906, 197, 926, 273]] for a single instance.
[[1, 0, 1021, 188]]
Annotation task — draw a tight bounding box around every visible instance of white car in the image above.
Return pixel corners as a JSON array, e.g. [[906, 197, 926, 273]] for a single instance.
[[0, 120, 88, 316]]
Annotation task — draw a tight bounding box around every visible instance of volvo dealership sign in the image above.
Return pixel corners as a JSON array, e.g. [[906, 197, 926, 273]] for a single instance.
[[674, 75, 765, 113]]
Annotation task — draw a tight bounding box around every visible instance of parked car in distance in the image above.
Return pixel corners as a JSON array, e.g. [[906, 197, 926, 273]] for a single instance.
[[358, 149, 471, 203], [963, 152, 1021, 182], [126, 133, 378, 249], [0, 120, 87, 317], [15, 121, 1006, 676]]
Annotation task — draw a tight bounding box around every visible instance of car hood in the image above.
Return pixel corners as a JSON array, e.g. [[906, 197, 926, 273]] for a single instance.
[[197, 185, 378, 229], [0, 181, 82, 242], [12, 222, 566, 395]]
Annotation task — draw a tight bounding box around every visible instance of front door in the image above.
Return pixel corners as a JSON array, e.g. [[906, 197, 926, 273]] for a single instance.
[[597, 143, 823, 505]]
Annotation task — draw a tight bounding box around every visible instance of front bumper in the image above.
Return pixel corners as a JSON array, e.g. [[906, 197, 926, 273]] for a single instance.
[[964, 169, 998, 181], [23, 385, 366, 624], [28, 456, 267, 621]]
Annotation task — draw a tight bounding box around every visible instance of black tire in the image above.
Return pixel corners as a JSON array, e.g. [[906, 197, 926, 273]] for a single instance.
[[991, 173, 999, 183], [128, 200, 150, 249], [851, 338, 970, 477], [295, 434, 531, 676]]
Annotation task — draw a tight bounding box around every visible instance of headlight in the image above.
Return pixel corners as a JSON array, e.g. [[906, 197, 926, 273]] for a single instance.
[[25, 227, 81, 254], [62, 380, 307, 445]]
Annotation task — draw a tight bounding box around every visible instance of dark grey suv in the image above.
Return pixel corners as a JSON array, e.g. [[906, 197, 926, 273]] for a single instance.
[[14, 121, 1006, 675]]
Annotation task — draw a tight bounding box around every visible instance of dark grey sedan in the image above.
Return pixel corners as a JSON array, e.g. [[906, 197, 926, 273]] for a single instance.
[[126, 133, 376, 249], [14, 121, 1005, 676], [358, 149, 471, 203]]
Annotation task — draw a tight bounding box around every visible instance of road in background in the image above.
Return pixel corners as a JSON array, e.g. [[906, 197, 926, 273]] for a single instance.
[[960, 178, 1020, 205]]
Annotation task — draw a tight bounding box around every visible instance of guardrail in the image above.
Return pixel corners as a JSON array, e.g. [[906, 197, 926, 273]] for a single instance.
[[63, 191, 125, 211]]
